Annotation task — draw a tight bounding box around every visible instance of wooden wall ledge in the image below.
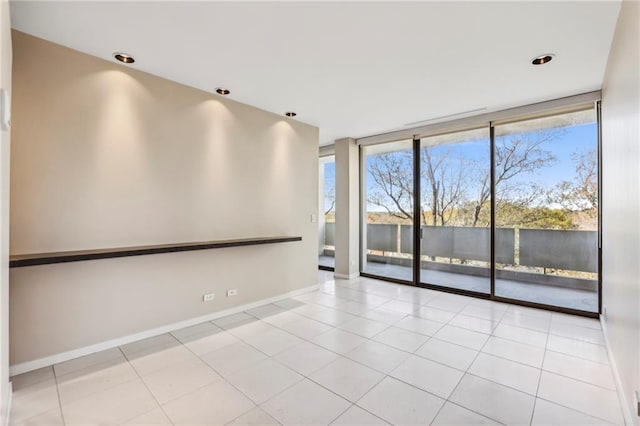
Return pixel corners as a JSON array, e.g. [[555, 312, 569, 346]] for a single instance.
[[9, 236, 303, 268]]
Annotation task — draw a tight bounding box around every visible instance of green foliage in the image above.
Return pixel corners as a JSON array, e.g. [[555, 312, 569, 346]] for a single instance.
[[494, 202, 574, 229], [369, 202, 576, 230]]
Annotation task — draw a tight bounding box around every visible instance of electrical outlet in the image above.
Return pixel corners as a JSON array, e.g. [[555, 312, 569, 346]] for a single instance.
[[227, 289, 238, 297], [203, 293, 215, 302]]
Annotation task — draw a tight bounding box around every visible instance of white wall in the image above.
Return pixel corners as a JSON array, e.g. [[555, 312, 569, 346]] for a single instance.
[[601, 0, 640, 423], [9, 31, 318, 367], [0, 0, 11, 421]]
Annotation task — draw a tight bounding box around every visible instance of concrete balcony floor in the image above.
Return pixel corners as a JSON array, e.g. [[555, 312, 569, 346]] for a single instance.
[[319, 255, 597, 313]]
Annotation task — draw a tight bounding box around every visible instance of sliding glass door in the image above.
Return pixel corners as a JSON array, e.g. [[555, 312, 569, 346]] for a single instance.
[[360, 105, 600, 315], [418, 128, 491, 294], [493, 109, 599, 312], [362, 140, 414, 282]]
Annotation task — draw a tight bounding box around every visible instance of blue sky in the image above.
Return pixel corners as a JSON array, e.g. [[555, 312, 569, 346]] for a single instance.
[[323, 122, 597, 212]]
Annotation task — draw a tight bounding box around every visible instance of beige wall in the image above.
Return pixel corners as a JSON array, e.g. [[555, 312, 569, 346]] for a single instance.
[[318, 160, 326, 255], [334, 138, 359, 279], [601, 0, 640, 423], [10, 31, 318, 366], [0, 0, 11, 421]]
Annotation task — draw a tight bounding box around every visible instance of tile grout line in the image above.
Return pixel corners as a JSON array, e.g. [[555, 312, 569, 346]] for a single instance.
[[225, 285, 456, 423], [333, 403, 391, 426], [390, 289, 487, 424], [439, 315, 506, 425], [175, 327, 299, 420], [115, 346, 176, 426], [202, 310, 380, 421], [55, 352, 154, 423], [540, 314, 617, 391], [544, 343, 611, 365], [308, 287, 527, 380], [533, 394, 619, 425], [426, 393, 449, 424], [137, 329, 292, 424], [536, 369, 621, 394], [181, 325, 304, 424], [438, 400, 509, 426], [223, 407, 282, 426], [527, 317, 552, 425], [32, 349, 159, 425], [51, 365, 68, 426]]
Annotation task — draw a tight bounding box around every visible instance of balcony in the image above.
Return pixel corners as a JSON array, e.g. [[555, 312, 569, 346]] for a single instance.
[[320, 222, 598, 313]]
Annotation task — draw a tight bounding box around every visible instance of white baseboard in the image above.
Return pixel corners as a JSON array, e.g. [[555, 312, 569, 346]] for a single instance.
[[10, 285, 317, 376], [600, 315, 634, 425], [333, 272, 359, 280], [2, 382, 12, 426]]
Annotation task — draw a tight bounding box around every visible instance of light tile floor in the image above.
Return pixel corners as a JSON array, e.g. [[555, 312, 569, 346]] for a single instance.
[[10, 270, 624, 425]]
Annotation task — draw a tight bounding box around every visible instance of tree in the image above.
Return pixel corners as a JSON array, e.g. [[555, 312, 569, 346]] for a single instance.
[[368, 150, 414, 221], [548, 149, 598, 213], [366, 129, 561, 228], [368, 147, 471, 226], [324, 182, 335, 216], [421, 147, 471, 226], [468, 131, 559, 227]]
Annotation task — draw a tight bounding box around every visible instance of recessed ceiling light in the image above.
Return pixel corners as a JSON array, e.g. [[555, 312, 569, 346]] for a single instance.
[[113, 52, 135, 64], [285, 112, 297, 117], [216, 87, 230, 95], [531, 54, 554, 65]]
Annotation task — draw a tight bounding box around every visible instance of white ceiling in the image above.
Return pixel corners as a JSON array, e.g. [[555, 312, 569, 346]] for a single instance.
[[10, 1, 621, 146]]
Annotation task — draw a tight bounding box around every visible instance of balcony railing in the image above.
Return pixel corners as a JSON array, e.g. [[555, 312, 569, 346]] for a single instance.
[[322, 222, 598, 291]]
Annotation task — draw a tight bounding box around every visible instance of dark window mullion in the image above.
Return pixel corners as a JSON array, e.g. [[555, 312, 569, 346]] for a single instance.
[[597, 101, 603, 314], [413, 138, 421, 286], [490, 124, 496, 299]]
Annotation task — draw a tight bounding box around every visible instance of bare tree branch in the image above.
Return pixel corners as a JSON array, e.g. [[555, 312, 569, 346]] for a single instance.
[[367, 151, 413, 220], [471, 130, 559, 226], [548, 149, 598, 212], [365, 128, 564, 232]]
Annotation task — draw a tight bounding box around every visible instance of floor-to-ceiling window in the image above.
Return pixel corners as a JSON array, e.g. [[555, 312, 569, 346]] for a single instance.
[[361, 139, 414, 282], [493, 108, 599, 312], [359, 101, 600, 315], [418, 128, 491, 295], [319, 155, 336, 269]]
